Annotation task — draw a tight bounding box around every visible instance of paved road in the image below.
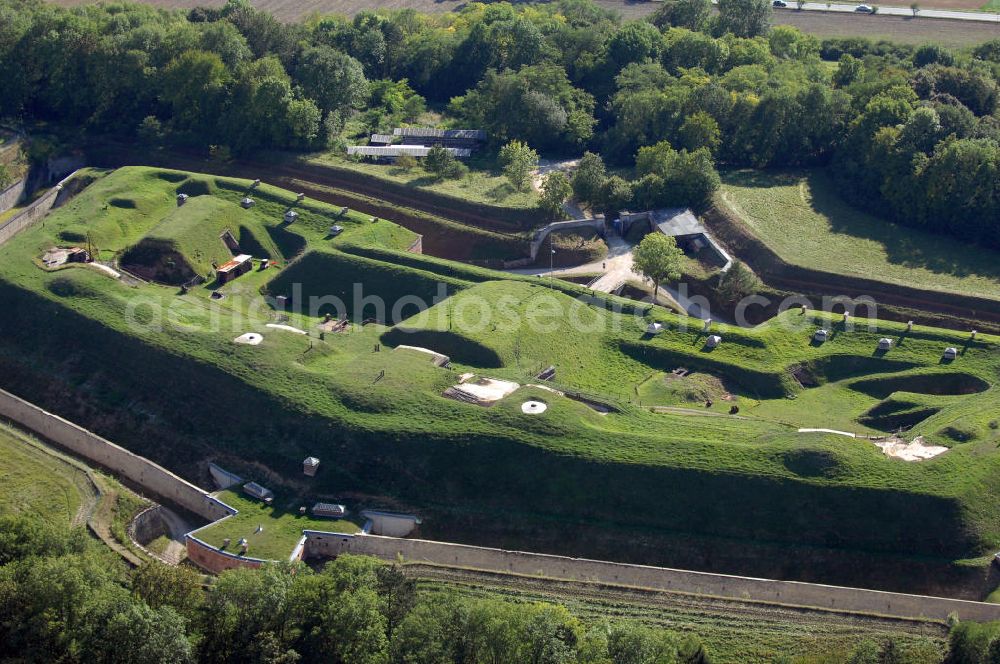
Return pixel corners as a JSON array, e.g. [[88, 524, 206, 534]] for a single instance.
[[506, 234, 724, 321], [773, 2, 1000, 22]]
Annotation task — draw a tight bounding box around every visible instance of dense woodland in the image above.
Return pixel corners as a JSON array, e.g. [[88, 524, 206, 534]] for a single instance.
[[0, 0, 998, 247], [7, 514, 998, 664]]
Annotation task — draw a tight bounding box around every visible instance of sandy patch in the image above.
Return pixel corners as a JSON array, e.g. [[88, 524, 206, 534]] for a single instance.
[[445, 375, 520, 405], [874, 436, 948, 461]]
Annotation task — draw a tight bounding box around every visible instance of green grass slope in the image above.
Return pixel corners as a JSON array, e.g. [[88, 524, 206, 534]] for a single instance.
[[2, 166, 1000, 593], [718, 169, 1000, 301]]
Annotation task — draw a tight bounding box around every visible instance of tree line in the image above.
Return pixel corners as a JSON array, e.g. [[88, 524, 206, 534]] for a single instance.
[[0, 0, 997, 245], [7, 513, 994, 663]]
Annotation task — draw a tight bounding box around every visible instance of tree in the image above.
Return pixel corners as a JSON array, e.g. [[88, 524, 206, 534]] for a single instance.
[[598, 176, 634, 220], [424, 145, 452, 176], [910, 2, 919, 15], [540, 171, 572, 219], [131, 563, 203, 621], [678, 112, 721, 154], [650, 0, 713, 31], [716, 0, 772, 38], [632, 233, 684, 304], [295, 45, 368, 120], [716, 261, 759, 305], [571, 152, 608, 206], [833, 54, 864, 87], [499, 140, 539, 192]]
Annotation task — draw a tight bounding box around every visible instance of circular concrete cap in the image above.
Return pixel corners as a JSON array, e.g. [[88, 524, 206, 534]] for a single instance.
[[521, 400, 547, 415], [234, 332, 263, 345]]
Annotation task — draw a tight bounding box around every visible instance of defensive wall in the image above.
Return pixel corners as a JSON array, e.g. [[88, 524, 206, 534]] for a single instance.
[[0, 387, 234, 523], [0, 171, 82, 247], [5, 385, 1000, 622], [305, 533, 1000, 623], [0, 177, 27, 215], [529, 218, 606, 260]]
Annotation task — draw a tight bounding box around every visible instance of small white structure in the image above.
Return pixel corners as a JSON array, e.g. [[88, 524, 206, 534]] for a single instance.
[[703, 318, 712, 332], [176, 193, 188, 206], [284, 210, 298, 223], [303, 456, 320, 476], [252, 179, 261, 188], [646, 322, 664, 335], [972, 330, 978, 340], [297, 193, 305, 201], [814, 329, 829, 342], [328, 225, 343, 236], [394, 345, 450, 367], [234, 332, 263, 345], [521, 400, 548, 415], [907, 320, 914, 331], [943, 347, 958, 360], [877, 338, 893, 351], [243, 481, 274, 503], [705, 335, 722, 349], [241, 197, 255, 209]]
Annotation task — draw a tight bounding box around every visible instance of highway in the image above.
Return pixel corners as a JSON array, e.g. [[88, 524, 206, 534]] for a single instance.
[[772, 2, 1000, 23]]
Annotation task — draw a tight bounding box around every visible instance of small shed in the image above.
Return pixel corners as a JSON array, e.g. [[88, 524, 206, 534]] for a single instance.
[[303, 456, 320, 477], [943, 347, 958, 360], [328, 225, 343, 237], [217, 254, 253, 284], [814, 329, 829, 342], [176, 193, 188, 206], [647, 322, 664, 335], [284, 210, 299, 223], [242, 481, 273, 503], [241, 197, 255, 209], [312, 502, 346, 518], [705, 335, 722, 349], [877, 338, 893, 351]]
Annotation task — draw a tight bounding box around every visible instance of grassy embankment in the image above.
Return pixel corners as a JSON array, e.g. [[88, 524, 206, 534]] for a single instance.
[[1, 166, 999, 587], [718, 169, 1000, 303], [308, 150, 539, 212]]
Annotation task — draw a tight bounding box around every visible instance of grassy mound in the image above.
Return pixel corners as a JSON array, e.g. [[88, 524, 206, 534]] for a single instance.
[[5, 166, 1000, 593], [267, 250, 469, 322]]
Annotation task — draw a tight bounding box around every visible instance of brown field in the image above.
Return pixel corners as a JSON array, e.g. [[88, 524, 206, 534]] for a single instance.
[[47, 0, 998, 49]]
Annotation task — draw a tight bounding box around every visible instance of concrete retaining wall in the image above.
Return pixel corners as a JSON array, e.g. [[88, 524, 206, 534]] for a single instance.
[[0, 177, 26, 215], [0, 171, 80, 247], [305, 534, 1000, 623], [186, 534, 266, 573], [0, 387, 234, 523], [529, 218, 605, 260]]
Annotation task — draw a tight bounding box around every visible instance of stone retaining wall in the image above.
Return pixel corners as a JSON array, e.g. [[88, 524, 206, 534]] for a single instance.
[[305, 533, 1000, 623], [0, 387, 234, 523], [0, 171, 78, 247], [0, 177, 26, 215]]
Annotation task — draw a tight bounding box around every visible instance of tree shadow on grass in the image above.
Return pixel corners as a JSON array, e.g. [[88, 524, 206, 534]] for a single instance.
[[727, 168, 1000, 284]]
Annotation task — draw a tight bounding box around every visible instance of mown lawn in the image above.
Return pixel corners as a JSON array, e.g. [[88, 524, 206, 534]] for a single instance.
[[0, 422, 93, 523], [718, 169, 1000, 301], [191, 489, 361, 561]]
